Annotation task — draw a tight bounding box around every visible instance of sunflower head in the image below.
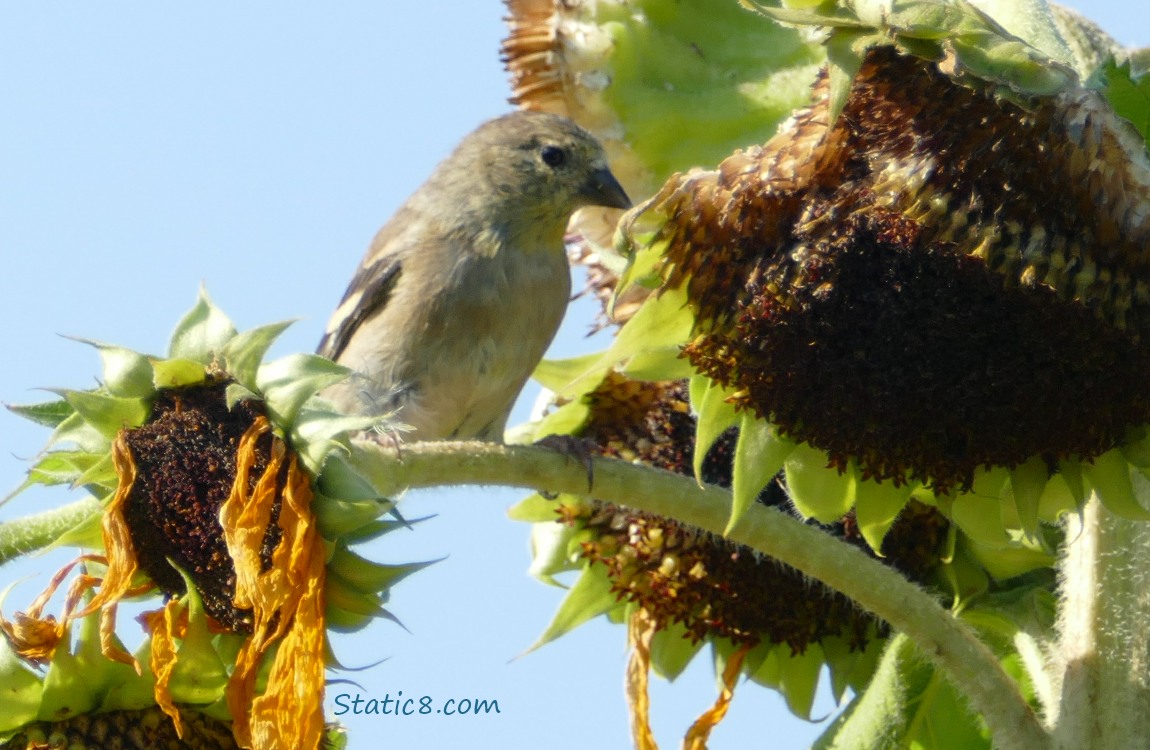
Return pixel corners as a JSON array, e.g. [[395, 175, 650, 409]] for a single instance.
[[1, 290, 425, 750]]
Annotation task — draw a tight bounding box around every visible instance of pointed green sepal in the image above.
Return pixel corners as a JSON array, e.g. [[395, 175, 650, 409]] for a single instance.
[[166, 569, 229, 706], [66, 339, 155, 398], [1084, 448, 1150, 520], [60, 389, 149, 439], [326, 546, 439, 596], [777, 642, 825, 719], [1008, 455, 1049, 537], [951, 493, 1011, 547], [6, 399, 75, 429], [785, 443, 855, 523], [221, 320, 295, 392], [729, 415, 795, 533], [854, 476, 914, 554], [258, 354, 350, 428], [690, 374, 741, 486], [508, 492, 573, 523], [151, 357, 209, 389], [825, 29, 870, 125], [533, 353, 604, 394], [167, 287, 238, 363], [649, 620, 705, 681], [527, 563, 618, 651]]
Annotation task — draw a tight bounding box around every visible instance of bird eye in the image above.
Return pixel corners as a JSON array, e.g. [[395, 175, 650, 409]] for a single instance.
[[540, 145, 567, 168]]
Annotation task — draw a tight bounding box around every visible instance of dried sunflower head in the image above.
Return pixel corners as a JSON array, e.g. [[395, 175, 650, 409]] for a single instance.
[[513, 3, 1150, 744], [516, 371, 950, 738], [612, 3, 1150, 545], [0, 291, 428, 750]]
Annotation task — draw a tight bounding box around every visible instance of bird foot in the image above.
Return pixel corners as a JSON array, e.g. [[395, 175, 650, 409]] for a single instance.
[[535, 433, 597, 493]]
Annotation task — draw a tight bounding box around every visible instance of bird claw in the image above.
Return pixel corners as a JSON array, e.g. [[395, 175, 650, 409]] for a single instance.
[[535, 433, 596, 493]]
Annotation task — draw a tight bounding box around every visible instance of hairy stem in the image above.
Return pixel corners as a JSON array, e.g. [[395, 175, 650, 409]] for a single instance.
[[350, 438, 1050, 750], [1050, 495, 1150, 749], [0, 497, 101, 566]]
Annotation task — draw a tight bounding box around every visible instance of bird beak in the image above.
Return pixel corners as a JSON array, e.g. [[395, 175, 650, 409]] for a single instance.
[[582, 167, 632, 210]]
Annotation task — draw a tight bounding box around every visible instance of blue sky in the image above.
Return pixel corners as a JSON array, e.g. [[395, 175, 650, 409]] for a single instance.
[[1, 3, 1147, 748]]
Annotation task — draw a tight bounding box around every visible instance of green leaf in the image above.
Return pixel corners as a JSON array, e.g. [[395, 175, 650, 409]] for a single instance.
[[313, 494, 394, 540], [222, 320, 295, 392], [0, 633, 44, 731], [854, 476, 914, 554], [73, 451, 117, 492], [527, 519, 583, 584], [690, 375, 741, 485], [167, 287, 238, 363], [936, 540, 991, 607], [258, 354, 350, 427], [46, 411, 109, 453], [326, 546, 439, 595], [339, 514, 431, 546], [822, 635, 884, 705], [68, 340, 155, 398], [785, 443, 855, 523], [316, 453, 385, 502], [524, 398, 591, 443], [533, 353, 604, 394], [813, 633, 926, 750], [1059, 458, 1086, 506], [324, 573, 388, 618], [48, 502, 106, 550], [1121, 426, 1150, 468], [729, 415, 795, 533], [528, 563, 618, 650], [224, 382, 259, 409], [508, 492, 572, 523], [596, 285, 694, 388], [825, 29, 869, 125], [1008, 455, 1048, 537], [1084, 448, 1150, 521], [168, 570, 229, 706], [777, 643, 825, 719], [21, 451, 103, 488], [1037, 470, 1082, 523], [749, 645, 782, 689], [960, 533, 1055, 581], [291, 408, 385, 475], [1101, 58, 1150, 146], [6, 399, 75, 428], [325, 606, 376, 633], [951, 493, 1011, 547], [61, 389, 150, 439], [38, 622, 102, 721], [649, 620, 704, 681], [151, 357, 208, 389], [614, 236, 667, 299], [619, 348, 697, 381]]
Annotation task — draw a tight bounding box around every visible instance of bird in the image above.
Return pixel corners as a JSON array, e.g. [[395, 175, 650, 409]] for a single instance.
[[317, 110, 631, 442]]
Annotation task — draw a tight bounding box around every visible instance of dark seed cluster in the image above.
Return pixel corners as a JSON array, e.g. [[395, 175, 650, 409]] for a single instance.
[[121, 382, 282, 633], [0, 707, 238, 750], [567, 374, 947, 651], [653, 46, 1150, 491]]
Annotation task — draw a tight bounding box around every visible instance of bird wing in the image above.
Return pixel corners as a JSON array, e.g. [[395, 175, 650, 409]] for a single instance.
[[317, 250, 403, 360]]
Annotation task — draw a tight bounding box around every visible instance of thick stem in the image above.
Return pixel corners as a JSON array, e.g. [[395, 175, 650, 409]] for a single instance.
[[0, 497, 100, 566], [1051, 495, 1150, 749], [350, 439, 1051, 750]]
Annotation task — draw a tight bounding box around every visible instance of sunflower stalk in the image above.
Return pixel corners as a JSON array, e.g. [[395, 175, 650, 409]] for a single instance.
[[1049, 496, 1150, 749], [348, 438, 1050, 750], [0, 497, 100, 566]]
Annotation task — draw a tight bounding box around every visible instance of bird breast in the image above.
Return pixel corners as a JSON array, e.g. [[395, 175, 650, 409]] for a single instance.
[[412, 240, 572, 438]]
